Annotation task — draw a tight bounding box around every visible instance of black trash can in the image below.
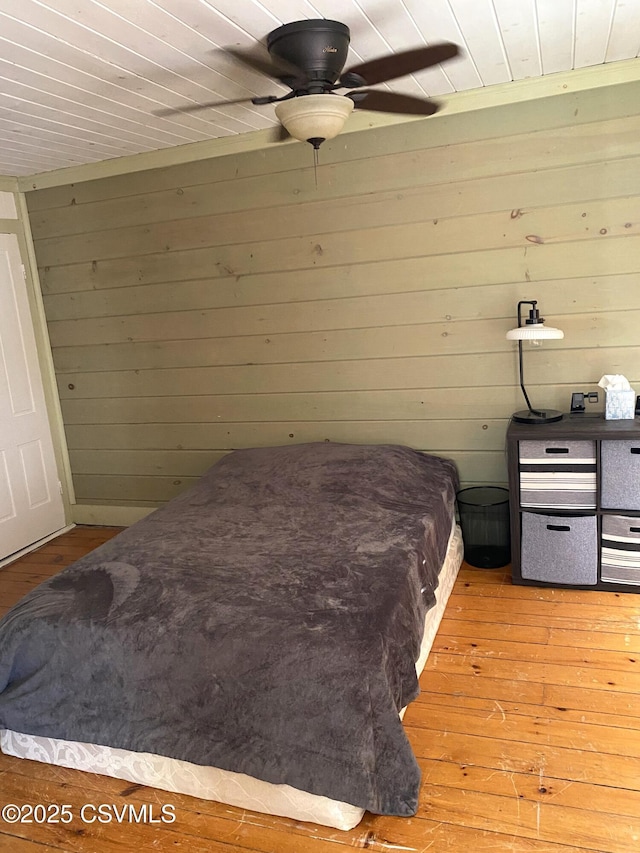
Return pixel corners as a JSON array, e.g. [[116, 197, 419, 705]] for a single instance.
[[456, 486, 511, 569]]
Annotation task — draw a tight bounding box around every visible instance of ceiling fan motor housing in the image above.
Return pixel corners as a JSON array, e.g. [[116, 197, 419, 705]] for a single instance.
[[267, 19, 350, 89]]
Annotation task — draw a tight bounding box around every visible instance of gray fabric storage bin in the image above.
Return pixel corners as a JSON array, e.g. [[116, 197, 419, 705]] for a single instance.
[[521, 511, 597, 585], [601, 440, 640, 510], [518, 440, 596, 510], [601, 514, 640, 586]]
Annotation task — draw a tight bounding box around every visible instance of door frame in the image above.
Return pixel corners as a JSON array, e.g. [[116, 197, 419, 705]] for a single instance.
[[1, 193, 74, 531]]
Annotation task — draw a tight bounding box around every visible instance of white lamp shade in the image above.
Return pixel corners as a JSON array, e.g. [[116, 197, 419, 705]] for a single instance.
[[506, 323, 564, 341], [275, 94, 354, 143]]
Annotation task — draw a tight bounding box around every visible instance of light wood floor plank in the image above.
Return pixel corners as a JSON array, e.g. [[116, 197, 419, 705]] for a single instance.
[[445, 600, 640, 633], [414, 693, 640, 732], [456, 579, 636, 608], [425, 650, 640, 693], [405, 703, 640, 758], [542, 682, 640, 718], [547, 626, 640, 653], [407, 725, 640, 790], [0, 835, 64, 853], [1, 555, 75, 570], [431, 634, 640, 672], [415, 669, 639, 715], [0, 534, 638, 853], [418, 758, 640, 817], [446, 593, 640, 627], [416, 783, 636, 853], [437, 616, 551, 644]]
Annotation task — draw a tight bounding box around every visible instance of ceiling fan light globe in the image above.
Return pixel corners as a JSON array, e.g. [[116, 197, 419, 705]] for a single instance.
[[275, 94, 354, 144]]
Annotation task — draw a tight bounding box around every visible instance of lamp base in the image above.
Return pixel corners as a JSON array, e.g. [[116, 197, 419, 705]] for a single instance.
[[512, 409, 563, 425]]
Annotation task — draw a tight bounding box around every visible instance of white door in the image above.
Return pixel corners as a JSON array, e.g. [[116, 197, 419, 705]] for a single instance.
[[0, 233, 65, 560]]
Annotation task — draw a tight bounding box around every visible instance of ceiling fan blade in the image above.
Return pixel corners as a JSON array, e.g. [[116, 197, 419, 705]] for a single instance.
[[153, 97, 257, 117], [341, 43, 459, 87], [348, 90, 440, 116], [226, 47, 307, 88]]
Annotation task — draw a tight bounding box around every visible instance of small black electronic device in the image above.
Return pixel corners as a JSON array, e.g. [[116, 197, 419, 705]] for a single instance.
[[570, 391, 599, 414]]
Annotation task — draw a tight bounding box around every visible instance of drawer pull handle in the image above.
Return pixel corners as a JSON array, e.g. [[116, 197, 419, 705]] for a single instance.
[[545, 448, 569, 454], [547, 524, 571, 531], [630, 448, 640, 454]]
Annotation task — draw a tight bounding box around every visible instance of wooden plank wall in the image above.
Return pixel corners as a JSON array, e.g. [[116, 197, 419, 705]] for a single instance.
[[25, 81, 640, 510]]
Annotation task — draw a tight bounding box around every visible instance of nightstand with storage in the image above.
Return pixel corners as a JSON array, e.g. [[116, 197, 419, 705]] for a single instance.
[[506, 416, 640, 592]]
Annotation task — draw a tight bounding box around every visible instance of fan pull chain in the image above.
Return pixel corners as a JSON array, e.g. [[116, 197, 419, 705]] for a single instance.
[[313, 146, 319, 188]]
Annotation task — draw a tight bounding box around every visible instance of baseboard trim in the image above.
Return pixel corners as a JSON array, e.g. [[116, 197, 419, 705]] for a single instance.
[[72, 505, 156, 527], [0, 523, 75, 568]]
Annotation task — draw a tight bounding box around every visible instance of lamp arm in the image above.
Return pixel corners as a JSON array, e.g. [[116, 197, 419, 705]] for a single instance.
[[516, 299, 545, 417], [517, 299, 536, 327], [517, 340, 545, 416]]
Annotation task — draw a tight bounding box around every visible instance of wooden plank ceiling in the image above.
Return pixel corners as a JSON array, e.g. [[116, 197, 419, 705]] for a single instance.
[[0, 0, 638, 177]]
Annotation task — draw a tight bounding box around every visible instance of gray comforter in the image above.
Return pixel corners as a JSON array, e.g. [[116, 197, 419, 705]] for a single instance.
[[0, 442, 458, 816]]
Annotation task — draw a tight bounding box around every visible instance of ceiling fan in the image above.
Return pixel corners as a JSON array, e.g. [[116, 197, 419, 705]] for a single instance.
[[158, 19, 460, 148]]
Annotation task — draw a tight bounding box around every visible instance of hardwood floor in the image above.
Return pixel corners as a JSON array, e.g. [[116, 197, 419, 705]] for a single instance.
[[1, 526, 639, 853]]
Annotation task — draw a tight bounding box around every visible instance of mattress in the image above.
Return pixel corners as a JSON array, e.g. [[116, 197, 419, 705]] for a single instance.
[[1, 522, 463, 832]]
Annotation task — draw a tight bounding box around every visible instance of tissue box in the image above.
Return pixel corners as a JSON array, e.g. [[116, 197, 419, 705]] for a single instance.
[[605, 389, 636, 420]]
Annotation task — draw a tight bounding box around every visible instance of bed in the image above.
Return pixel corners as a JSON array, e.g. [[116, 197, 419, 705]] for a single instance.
[[0, 441, 462, 830]]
